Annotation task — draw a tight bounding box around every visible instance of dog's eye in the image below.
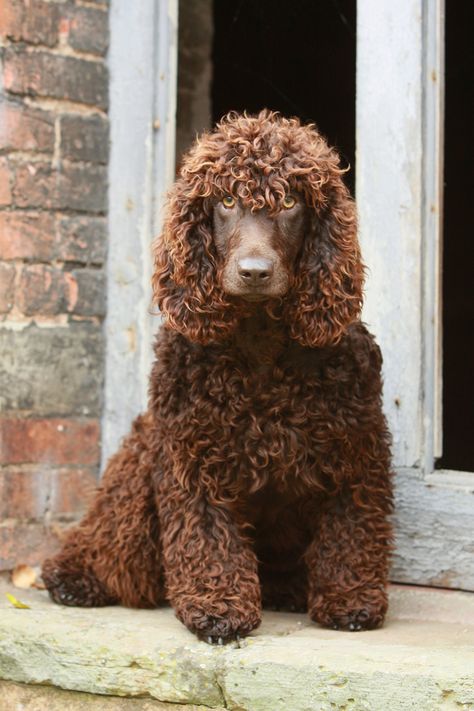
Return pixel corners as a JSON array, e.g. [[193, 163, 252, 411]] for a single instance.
[[282, 195, 296, 210], [222, 195, 236, 209]]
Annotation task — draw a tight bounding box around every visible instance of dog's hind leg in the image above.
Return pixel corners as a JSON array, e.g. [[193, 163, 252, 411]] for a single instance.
[[42, 413, 164, 609]]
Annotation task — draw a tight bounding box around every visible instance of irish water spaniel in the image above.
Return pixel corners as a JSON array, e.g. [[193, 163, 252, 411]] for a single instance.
[[42, 110, 393, 644]]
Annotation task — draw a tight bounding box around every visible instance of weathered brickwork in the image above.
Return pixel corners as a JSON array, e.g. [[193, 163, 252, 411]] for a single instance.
[[0, 0, 109, 569]]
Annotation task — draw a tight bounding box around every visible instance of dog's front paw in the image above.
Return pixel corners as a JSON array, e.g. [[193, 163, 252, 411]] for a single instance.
[[176, 600, 262, 644], [42, 560, 116, 608], [327, 606, 383, 631], [309, 586, 388, 632]]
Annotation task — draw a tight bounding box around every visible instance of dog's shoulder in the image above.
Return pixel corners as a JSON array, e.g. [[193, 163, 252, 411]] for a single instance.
[[283, 321, 382, 390], [338, 322, 384, 399], [343, 321, 383, 372]]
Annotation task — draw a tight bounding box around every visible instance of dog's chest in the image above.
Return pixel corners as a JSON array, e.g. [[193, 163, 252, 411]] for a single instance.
[[208, 346, 354, 482], [155, 329, 362, 488]]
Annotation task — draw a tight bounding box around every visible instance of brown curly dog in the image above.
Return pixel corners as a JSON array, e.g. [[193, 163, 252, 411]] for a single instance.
[[42, 110, 393, 644]]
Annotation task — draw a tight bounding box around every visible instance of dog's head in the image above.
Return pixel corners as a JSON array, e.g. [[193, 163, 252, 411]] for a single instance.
[[153, 110, 364, 346]]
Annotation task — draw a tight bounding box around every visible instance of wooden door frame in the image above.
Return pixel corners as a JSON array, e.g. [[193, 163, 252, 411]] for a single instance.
[[357, 0, 474, 590], [103, 0, 178, 466]]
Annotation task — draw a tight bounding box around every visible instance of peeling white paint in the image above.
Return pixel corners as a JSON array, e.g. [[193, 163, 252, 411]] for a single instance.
[[357, 0, 424, 469], [103, 0, 178, 468]]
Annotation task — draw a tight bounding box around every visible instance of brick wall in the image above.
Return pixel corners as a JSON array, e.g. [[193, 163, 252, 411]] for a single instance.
[[0, 0, 109, 569]]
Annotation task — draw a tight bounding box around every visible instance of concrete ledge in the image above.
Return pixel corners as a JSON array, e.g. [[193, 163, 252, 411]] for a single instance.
[[0, 578, 473, 710], [0, 680, 213, 711]]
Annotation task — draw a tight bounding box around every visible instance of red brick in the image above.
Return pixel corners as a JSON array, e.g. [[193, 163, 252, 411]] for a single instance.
[[60, 113, 109, 164], [0, 466, 97, 520], [0, 0, 59, 47], [0, 98, 54, 153], [3, 48, 108, 109], [57, 215, 106, 264], [65, 5, 109, 56], [0, 1, 17, 39], [59, 162, 107, 213], [0, 211, 55, 260], [13, 161, 107, 213], [0, 262, 16, 313], [0, 468, 48, 519], [11, 161, 58, 210], [72, 268, 105, 317], [0, 418, 100, 466], [0, 521, 64, 570], [49, 467, 98, 517], [17, 263, 76, 315], [16, 264, 105, 317], [0, 157, 13, 206]]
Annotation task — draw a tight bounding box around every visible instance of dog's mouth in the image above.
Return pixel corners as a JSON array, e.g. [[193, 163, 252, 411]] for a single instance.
[[226, 287, 288, 303], [222, 275, 290, 302], [239, 292, 271, 302]]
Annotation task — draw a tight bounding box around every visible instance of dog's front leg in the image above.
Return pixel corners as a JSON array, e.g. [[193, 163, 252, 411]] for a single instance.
[[156, 464, 261, 644], [305, 447, 393, 631]]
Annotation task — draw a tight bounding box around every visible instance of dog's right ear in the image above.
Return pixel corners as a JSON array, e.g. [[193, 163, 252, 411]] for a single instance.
[[152, 180, 239, 344], [284, 190, 364, 348]]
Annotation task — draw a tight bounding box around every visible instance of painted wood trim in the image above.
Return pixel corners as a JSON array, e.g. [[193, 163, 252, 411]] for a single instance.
[[103, 0, 178, 468], [392, 468, 474, 590], [153, 0, 179, 234], [356, 0, 424, 469], [356, 2, 474, 590], [421, 0, 445, 467], [425, 470, 474, 494], [357, 1, 446, 473]]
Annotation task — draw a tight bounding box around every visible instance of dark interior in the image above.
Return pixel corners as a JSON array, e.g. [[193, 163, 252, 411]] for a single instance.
[[212, 0, 356, 192], [436, 2, 474, 472]]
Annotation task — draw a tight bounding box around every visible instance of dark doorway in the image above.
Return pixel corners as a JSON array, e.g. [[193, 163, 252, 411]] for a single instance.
[[176, 1, 356, 188], [212, 0, 356, 192], [437, 2, 474, 472]]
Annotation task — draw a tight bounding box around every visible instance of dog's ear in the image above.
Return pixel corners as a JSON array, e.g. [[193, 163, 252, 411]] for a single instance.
[[152, 180, 239, 343], [283, 180, 364, 348]]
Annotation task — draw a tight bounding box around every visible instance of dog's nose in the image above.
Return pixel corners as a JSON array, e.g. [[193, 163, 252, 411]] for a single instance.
[[237, 258, 274, 286]]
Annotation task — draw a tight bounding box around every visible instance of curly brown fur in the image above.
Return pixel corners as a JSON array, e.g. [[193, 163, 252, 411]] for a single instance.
[[43, 110, 393, 644]]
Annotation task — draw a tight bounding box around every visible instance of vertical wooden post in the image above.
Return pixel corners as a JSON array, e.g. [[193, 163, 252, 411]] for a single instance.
[[357, 0, 427, 470], [103, 0, 178, 467]]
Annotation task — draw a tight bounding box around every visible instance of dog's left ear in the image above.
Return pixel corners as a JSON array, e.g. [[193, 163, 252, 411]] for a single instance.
[[152, 180, 239, 344], [283, 180, 364, 348]]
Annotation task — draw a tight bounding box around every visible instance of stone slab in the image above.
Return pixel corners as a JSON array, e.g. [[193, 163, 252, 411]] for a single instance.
[[0, 578, 473, 710], [0, 680, 218, 711]]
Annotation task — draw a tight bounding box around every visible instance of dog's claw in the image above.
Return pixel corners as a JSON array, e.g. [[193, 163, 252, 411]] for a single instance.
[[201, 631, 244, 645]]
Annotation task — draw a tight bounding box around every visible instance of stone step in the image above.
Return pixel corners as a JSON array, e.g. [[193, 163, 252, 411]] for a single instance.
[[0, 577, 473, 710]]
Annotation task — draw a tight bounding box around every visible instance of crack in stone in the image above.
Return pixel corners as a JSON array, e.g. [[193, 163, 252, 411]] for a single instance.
[[213, 671, 229, 711]]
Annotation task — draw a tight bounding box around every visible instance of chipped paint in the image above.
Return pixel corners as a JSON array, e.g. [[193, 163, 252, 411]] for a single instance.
[[102, 0, 178, 468]]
